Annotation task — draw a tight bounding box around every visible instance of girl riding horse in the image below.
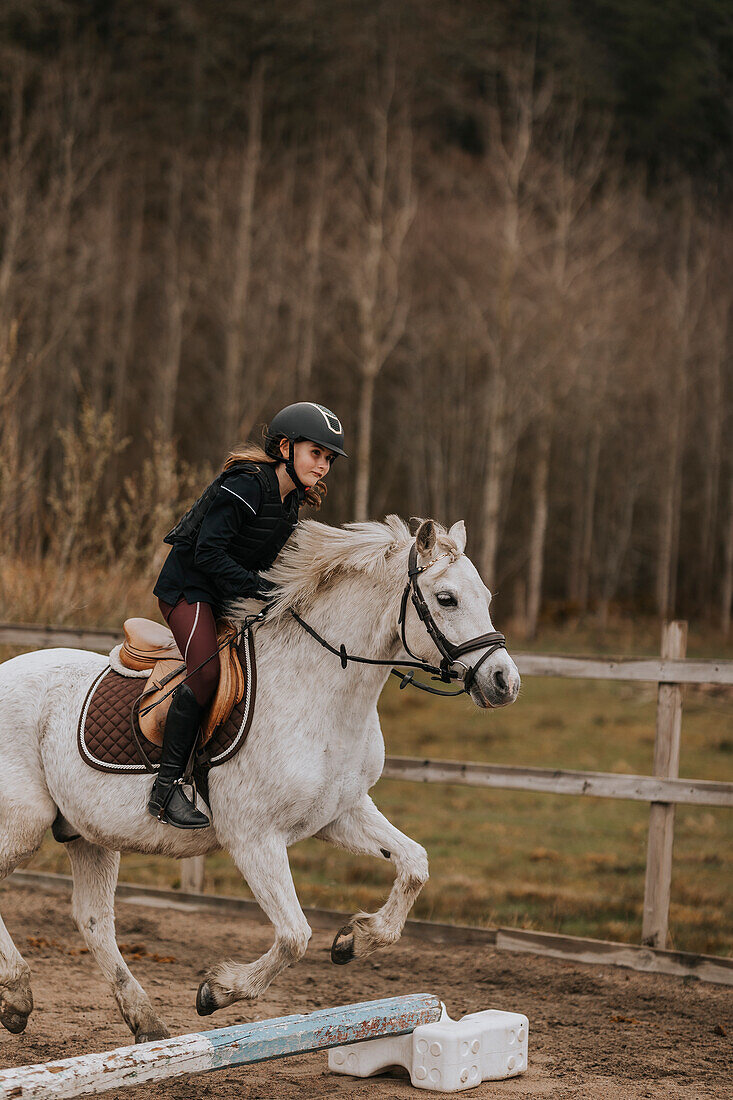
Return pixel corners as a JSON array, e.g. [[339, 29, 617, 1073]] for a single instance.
[[150, 402, 346, 830]]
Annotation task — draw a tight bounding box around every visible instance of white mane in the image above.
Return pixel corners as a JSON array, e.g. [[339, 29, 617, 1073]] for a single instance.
[[252, 514, 464, 620]]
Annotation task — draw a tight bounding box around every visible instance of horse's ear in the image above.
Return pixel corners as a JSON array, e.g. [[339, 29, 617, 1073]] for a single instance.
[[415, 519, 437, 556], [448, 520, 466, 554], [408, 516, 425, 536]]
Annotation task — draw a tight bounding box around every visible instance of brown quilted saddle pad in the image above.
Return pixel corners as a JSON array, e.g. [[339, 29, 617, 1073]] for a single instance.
[[78, 630, 256, 774]]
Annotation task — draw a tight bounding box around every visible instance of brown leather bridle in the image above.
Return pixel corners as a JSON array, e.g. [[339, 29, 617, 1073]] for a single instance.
[[397, 542, 507, 692], [290, 540, 507, 697]]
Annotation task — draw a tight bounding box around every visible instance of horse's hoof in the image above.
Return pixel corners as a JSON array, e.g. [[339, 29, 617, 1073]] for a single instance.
[[0, 1009, 30, 1034], [331, 924, 356, 965], [135, 1025, 170, 1044], [196, 980, 218, 1016], [1, 983, 33, 1033]]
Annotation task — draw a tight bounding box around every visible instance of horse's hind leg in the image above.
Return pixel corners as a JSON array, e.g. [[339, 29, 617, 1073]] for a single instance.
[[316, 795, 429, 964], [0, 791, 56, 1033], [66, 839, 170, 1043]]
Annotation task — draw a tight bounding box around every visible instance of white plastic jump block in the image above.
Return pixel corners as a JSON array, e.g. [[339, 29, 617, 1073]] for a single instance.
[[328, 1006, 529, 1093]]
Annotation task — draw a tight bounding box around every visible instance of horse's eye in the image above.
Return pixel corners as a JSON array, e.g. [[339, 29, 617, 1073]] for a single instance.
[[436, 592, 457, 607]]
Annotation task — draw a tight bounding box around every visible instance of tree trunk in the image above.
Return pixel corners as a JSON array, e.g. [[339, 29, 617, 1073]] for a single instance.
[[45, 129, 76, 490], [0, 65, 27, 328], [352, 98, 388, 525], [158, 156, 186, 441], [655, 384, 684, 619], [222, 62, 264, 442], [478, 369, 507, 586], [295, 158, 326, 400], [577, 424, 601, 610], [721, 468, 733, 637], [526, 423, 552, 637], [600, 487, 636, 616], [113, 179, 145, 440], [698, 353, 723, 615], [90, 185, 118, 415], [353, 365, 377, 522], [567, 441, 584, 604], [512, 576, 528, 636]]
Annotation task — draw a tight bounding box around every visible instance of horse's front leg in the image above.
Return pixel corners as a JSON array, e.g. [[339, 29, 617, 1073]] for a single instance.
[[196, 835, 311, 1016], [316, 794, 429, 964]]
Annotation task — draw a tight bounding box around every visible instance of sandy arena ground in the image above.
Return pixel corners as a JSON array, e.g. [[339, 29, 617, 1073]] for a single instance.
[[0, 882, 730, 1099]]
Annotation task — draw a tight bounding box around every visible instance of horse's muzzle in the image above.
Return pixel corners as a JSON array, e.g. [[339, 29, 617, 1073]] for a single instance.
[[467, 663, 520, 709]]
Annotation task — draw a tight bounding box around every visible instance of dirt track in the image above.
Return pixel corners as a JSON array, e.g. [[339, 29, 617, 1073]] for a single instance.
[[0, 882, 730, 1098]]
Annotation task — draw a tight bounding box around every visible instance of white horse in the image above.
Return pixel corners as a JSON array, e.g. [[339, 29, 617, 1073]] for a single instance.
[[0, 517, 519, 1042]]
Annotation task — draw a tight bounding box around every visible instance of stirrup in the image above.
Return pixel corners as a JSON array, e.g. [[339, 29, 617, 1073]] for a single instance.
[[148, 777, 210, 830], [152, 776, 190, 817], [153, 778, 177, 819]]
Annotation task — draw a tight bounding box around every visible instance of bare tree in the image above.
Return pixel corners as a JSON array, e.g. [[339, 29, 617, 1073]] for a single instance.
[[654, 196, 707, 619], [157, 153, 192, 440], [722, 465, 733, 637], [337, 45, 416, 521], [237, 161, 298, 437], [0, 56, 33, 330], [695, 258, 729, 615], [472, 59, 551, 589], [220, 60, 264, 442], [520, 98, 609, 635], [293, 149, 330, 400], [112, 173, 145, 440]]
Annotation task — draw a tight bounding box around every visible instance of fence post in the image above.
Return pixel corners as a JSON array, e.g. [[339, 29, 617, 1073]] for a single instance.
[[180, 855, 205, 894], [641, 619, 687, 949]]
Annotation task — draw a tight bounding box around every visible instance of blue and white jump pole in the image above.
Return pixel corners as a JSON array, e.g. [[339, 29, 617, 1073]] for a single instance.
[[0, 994, 442, 1100]]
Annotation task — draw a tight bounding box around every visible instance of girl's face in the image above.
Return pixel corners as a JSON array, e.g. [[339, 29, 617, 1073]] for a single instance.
[[280, 438, 335, 487]]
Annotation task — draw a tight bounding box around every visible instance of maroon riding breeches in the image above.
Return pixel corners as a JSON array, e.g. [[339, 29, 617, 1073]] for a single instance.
[[158, 598, 219, 706]]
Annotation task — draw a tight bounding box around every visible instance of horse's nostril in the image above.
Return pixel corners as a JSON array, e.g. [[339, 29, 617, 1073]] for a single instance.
[[494, 669, 507, 692]]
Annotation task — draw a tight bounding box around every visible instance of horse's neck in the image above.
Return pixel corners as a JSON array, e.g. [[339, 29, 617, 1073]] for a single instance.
[[309, 574, 402, 659], [258, 566, 405, 701]]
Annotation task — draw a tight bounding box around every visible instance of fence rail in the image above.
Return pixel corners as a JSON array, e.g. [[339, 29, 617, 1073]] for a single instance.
[[3, 621, 732, 684], [382, 757, 733, 807], [1, 619, 731, 955]]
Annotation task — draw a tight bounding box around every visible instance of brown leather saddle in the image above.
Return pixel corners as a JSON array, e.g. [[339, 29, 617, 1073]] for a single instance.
[[77, 619, 256, 794], [120, 617, 246, 749]]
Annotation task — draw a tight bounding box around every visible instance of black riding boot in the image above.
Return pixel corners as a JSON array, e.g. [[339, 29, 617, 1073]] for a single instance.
[[147, 683, 210, 829]]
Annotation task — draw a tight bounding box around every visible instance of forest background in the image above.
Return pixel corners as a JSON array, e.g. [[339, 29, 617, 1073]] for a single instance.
[[1, 0, 732, 637]]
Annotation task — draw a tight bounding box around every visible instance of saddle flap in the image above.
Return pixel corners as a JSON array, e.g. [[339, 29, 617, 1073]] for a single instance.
[[135, 660, 187, 747], [202, 623, 242, 743]]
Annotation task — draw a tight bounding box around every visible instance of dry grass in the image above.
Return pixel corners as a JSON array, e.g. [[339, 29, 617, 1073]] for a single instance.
[[0, 410, 205, 629]]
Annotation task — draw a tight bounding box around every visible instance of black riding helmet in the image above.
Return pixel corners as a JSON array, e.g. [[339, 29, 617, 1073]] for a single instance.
[[265, 402, 347, 498]]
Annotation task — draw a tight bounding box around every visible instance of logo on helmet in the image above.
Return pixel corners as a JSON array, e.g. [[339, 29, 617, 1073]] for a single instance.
[[307, 403, 343, 435]]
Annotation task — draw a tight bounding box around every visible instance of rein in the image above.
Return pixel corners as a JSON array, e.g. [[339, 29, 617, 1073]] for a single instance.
[[289, 607, 464, 696], [289, 541, 507, 698], [137, 607, 267, 717]]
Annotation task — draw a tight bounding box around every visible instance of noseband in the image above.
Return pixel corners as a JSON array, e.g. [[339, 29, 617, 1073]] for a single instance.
[[289, 540, 507, 697]]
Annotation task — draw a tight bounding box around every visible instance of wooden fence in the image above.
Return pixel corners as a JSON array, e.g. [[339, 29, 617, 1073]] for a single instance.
[[1, 619, 731, 955]]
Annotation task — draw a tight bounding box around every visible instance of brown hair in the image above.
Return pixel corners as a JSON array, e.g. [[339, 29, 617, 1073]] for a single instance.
[[222, 440, 327, 509]]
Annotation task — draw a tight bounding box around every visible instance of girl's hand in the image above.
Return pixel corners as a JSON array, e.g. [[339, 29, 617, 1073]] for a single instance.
[[253, 576, 276, 600]]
